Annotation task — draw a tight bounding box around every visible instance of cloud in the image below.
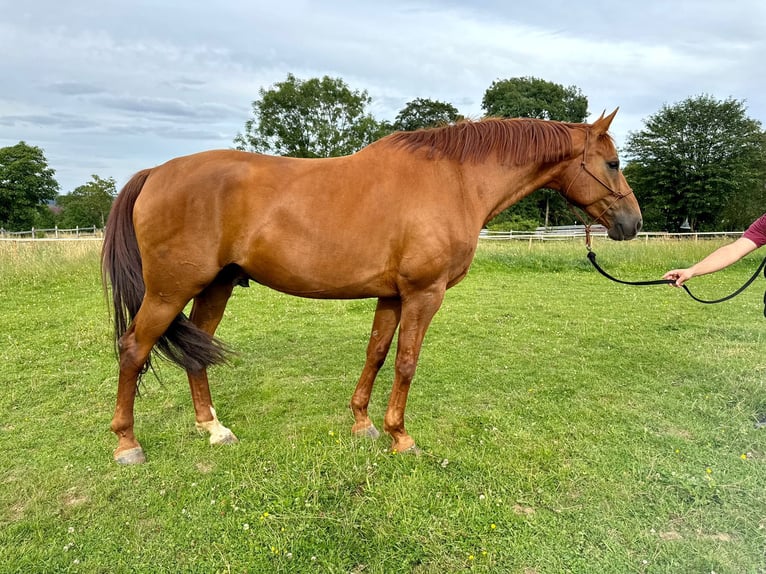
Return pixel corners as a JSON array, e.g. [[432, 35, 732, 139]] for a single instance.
[[91, 95, 242, 121], [46, 81, 105, 96], [101, 122, 231, 142], [0, 0, 763, 193], [162, 77, 209, 91], [0, 113, 99, 130]]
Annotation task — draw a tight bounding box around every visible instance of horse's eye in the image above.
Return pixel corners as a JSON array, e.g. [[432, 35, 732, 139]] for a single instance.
[[607, 160, 620, 170]]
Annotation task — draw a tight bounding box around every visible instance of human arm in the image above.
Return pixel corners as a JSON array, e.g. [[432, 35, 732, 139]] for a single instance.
[[662, 236, 759, 287]]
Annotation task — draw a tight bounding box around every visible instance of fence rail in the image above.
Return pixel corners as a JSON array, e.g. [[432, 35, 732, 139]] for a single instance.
[[480, 227, 744, 242], [0, 225, 102, 241]]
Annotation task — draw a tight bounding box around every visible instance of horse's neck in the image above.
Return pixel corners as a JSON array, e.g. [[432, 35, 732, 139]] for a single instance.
[[461, 160, 563, 226]]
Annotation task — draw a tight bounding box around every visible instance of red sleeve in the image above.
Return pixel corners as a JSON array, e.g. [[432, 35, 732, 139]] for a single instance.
[[743, 213, 766, 247]]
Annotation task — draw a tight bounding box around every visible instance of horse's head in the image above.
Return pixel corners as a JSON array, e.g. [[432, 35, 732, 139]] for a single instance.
[[556, 110, 642, 240]]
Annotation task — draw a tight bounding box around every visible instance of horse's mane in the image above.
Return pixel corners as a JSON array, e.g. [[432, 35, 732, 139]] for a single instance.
[[384, 117, 582, 165]]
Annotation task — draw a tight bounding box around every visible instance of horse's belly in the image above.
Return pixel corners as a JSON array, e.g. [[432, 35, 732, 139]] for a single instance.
[[240, 245, 398, 299]]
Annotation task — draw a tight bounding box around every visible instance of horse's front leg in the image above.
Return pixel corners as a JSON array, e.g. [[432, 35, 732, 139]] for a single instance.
[[350, 297, 401, 439], [384, 286, 445, 453], [188, 280, 237, 446]]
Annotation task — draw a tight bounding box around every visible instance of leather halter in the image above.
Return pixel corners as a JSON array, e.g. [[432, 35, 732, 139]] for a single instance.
[[562, 128, 634, 249]]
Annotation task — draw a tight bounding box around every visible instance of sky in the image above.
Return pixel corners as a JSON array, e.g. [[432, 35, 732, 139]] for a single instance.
[[1, 0, 765, 193]]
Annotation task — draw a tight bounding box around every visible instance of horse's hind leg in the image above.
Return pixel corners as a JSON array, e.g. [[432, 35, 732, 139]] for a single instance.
[[187, 276, 238, 446], [350, 297, 401, 439], [112, 295, 188, 464]]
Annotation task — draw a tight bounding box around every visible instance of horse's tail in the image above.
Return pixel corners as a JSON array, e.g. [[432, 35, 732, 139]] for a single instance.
[[101, 169, 229, 374]]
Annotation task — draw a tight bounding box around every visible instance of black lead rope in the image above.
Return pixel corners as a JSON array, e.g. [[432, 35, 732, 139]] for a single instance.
[[586, 250, 766, 317]]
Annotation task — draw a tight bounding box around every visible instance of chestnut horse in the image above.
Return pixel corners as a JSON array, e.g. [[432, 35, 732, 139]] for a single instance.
[[102, 110, 641, 464]]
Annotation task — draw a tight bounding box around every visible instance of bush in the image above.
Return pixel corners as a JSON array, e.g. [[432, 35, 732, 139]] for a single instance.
[[485, 215, 538, 232]]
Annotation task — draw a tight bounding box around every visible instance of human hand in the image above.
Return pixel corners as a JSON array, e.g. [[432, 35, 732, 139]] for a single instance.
[[662, 268, 693, 287]]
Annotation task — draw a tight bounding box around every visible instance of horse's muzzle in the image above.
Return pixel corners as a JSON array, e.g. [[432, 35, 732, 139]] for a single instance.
[[607, 217, 643, 241]]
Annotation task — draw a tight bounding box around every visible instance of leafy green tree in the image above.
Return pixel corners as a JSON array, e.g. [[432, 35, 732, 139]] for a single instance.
[[0, 141, 59, 230], [718, 130, 766, 228], [58, 175, 117, 228], [482, 76, 588, 123], [393, 98, 462, 131], [623, 95, 765, 231], [34, 203, 58, 229], [234, 74, 388, 157], [480, 77, 589, 228]]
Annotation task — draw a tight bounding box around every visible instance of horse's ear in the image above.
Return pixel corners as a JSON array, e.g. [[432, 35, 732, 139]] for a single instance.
[[592, 108, 619, 135]]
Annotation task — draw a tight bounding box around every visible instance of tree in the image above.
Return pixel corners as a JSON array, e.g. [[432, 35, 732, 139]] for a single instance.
[[481, 76, 588, 123], [393, 98, 462, 131], [0, 141, 59, 230], [480, 77, 589, 228], [234, 74, 388, 157], [718, 130, 766, 228], [58, 175, 117, 228], [623, 95, 766, 231]]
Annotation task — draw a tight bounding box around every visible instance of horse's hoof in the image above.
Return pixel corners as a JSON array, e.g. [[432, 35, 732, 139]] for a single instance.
[[393, 443, 422, 456], [114, 446, 146, 465], [353, 424, 381, 440], [196, 410, 238, 446], [210, 429, 238, 446]]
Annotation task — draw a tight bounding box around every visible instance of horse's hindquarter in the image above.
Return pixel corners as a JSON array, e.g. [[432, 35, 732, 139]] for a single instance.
[[134, 149, 479, 299]]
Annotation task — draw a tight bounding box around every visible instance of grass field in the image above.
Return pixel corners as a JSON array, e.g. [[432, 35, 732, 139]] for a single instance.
[[1, 238, 765, 573]]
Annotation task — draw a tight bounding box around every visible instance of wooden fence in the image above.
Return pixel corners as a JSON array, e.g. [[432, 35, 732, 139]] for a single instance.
[[0, 225, 102, 241], [480, 226, 744, 242]]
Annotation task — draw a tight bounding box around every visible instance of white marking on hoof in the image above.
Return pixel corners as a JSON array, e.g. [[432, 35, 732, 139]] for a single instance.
[[114, 446, 146, 465], [196, 406, 238, 446], [353, 424, 381, 440], [393, 443, 422, 456]]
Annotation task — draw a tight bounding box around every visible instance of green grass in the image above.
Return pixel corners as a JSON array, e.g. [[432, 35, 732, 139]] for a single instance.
[[1, 238, 765, 573]]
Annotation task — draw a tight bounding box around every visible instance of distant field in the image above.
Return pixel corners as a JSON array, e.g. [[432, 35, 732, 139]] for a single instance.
[[1, 238, 765, 573]]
